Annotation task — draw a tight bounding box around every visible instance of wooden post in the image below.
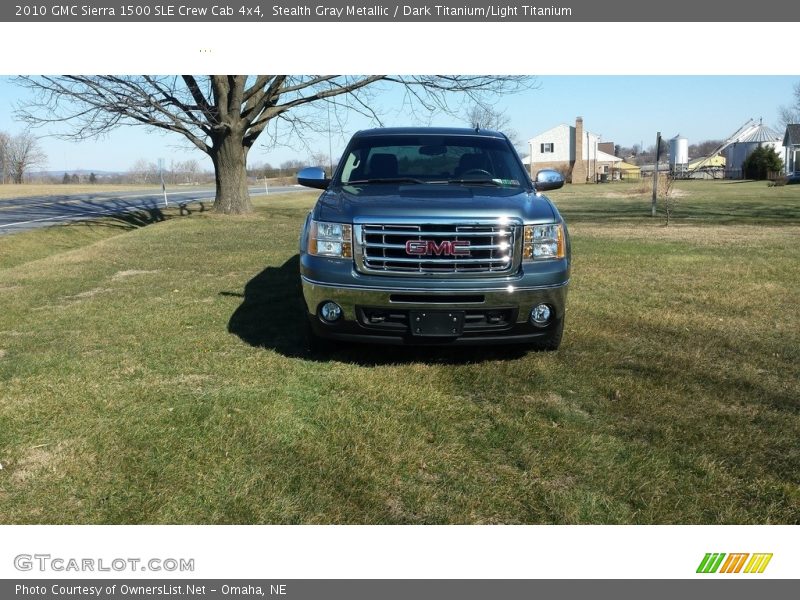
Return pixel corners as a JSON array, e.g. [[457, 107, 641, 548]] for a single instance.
[[651, 132, 661, 217]]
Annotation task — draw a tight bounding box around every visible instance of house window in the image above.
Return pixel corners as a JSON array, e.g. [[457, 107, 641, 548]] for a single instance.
[[540, 143, 554, 153]]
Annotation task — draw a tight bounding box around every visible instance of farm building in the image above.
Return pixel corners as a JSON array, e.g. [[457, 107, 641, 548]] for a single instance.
[[526, 117, 621, 184], [784, 124, 800, 174], [689, 155, 726, 170], [723, 120, 783, 177], [617, 161, 641, 180], [686, 155, 726, 178]]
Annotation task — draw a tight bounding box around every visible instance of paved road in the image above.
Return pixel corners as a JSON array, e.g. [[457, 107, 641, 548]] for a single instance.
[[0, 185, 303, 235]]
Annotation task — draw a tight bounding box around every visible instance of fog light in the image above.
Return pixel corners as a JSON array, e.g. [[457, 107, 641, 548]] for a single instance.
[[530, 304, 552, 327], [319, 301, 343, 323]]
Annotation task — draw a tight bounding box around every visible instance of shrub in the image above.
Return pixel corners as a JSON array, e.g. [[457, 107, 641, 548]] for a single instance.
[[742, 146, 783, 180]]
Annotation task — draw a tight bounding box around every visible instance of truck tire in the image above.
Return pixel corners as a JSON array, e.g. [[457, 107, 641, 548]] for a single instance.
[[528, 315, 564, 352], [304, 319, 333, 355]]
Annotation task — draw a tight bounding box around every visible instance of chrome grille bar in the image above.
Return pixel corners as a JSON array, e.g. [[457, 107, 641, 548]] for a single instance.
[[354, 220, 520, 277]]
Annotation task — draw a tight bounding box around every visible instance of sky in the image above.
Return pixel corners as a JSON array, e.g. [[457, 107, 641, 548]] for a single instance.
[[0, 75, 796, 173]]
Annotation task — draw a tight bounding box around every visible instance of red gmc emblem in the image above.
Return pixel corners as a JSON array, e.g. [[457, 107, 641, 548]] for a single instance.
[[405, 240, 471, 256]]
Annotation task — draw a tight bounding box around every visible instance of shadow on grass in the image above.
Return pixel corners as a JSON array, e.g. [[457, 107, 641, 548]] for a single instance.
[[225, 254, 527, 365], [67, 201, 207, 231]]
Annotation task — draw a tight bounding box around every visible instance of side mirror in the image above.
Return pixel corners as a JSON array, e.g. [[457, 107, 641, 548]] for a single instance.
[[297, 166, 330, 190], [535, 169, 564, 192]]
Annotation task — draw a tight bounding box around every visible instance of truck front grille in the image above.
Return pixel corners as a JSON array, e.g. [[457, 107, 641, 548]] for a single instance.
[[355, 222, 518, 276]]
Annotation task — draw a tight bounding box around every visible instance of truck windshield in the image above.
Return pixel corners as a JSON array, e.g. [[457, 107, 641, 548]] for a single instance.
[[336, 134, 529, 189]]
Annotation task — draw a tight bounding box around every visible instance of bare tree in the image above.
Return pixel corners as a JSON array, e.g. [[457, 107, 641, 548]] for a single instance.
[[688, 139, 724, 158], [778, 81, 800, 129], [165, 159, 202, 185], [660, 175, 676, 226], [6, 132, 47, 184], [167, 159, 180, 185], [463, 103, 520, 148], [181, 159, 201, 184], [0, 131, 9, 183], [280, 158, 308, 171], [129, 158, 155, 184], [14, 76, 531, 214], [308, 150, 332, 173]]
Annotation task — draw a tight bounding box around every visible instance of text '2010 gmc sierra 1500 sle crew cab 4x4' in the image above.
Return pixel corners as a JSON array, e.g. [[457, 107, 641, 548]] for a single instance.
[[297, 127, 570, 350]]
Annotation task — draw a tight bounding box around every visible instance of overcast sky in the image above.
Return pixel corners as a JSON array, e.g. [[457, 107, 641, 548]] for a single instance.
[[0, 75, 795, 173]]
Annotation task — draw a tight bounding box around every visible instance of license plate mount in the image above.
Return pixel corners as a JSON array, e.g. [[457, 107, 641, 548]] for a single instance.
[[409, 311, 464, 337]]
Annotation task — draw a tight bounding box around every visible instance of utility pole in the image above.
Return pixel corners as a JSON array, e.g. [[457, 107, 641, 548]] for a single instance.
[[158, 158, 168, 208], [651, 132, 661, 217], [327, 99, 334, 177]]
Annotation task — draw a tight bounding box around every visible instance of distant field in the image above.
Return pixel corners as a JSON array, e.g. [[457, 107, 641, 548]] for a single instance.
[[0, 180, 797, 524], [0, 184, 165, 200]]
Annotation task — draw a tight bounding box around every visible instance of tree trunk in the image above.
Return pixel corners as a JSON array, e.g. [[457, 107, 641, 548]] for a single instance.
[[211, 132, 252, 215]]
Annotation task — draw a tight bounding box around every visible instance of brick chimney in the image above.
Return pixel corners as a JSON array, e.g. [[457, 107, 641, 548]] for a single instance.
[[572, 116, 587, 184]]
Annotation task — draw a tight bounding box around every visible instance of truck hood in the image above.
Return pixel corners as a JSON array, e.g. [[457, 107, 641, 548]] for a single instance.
[[312, 183, 557, 223]]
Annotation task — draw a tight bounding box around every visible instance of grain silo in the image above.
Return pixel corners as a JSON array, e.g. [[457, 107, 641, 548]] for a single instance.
[[669, 134, 689, 174], [723, 120, 783, 177]]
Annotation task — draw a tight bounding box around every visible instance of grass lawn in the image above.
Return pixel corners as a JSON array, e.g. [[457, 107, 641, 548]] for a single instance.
[[0, 180, 797, 524]]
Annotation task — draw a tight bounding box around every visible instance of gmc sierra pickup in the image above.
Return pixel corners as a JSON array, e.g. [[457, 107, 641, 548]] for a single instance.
[[297, 127, 570, 350]]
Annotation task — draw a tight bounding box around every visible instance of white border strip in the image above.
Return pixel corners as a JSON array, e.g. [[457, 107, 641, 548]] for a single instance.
[[1, 525, 797, 579], [0, 23, 797, 74]]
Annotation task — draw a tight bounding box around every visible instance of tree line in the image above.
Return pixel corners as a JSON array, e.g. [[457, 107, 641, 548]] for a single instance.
[[612, 139, 724, 165]]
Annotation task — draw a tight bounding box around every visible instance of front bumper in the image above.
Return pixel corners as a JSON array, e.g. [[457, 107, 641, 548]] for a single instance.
[[301, 274, 569, 345]]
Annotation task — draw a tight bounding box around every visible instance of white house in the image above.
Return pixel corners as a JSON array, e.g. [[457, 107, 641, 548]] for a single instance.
[[527, 117, 621, 184]]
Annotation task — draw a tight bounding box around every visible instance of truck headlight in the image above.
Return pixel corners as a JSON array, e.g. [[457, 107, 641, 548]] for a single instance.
[[522, 224, 565, 261], [308, 220, 352, 258]]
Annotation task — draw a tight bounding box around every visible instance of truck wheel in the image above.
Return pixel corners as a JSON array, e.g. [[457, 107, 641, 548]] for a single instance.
[[304, 319, 332, 355], [528, 316, 564, 352]]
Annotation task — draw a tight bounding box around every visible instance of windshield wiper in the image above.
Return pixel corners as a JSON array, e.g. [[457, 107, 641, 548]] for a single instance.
[[446, 178, 504, 186], [346, 177, 427, 185]]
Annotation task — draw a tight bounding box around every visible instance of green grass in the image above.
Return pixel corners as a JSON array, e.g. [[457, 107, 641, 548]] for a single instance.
[[0, 181, 798, 524]]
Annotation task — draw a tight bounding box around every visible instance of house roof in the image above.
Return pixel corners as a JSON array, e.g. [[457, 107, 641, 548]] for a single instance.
[[595, 149, 622, 163], [618, 161, 641, 172], [688, 155, 726, 170], [784, 124, 800, 146], [527, 123, 600, 143], [527, 123, 570, 143], [640, 162, 671, 173], [733, 122, 782, 144]]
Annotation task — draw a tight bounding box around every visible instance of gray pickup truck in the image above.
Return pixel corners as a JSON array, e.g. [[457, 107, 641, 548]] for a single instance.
[[297, 127, 570, 350]]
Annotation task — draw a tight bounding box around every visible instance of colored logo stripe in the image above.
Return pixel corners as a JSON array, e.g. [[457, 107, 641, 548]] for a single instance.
[[697, 553, 726, 573], [744, 553, 773, 573], [697, 553, 772, 574], [720, 553, 749, 573]]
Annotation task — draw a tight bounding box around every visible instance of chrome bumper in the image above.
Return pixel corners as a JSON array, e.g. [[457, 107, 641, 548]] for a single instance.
[[301, 275, 568, 324]]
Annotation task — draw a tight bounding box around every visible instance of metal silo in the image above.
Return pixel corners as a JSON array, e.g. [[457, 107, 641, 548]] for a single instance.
[[669, 134, 689, 174], [722, 121, 783, 178]]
